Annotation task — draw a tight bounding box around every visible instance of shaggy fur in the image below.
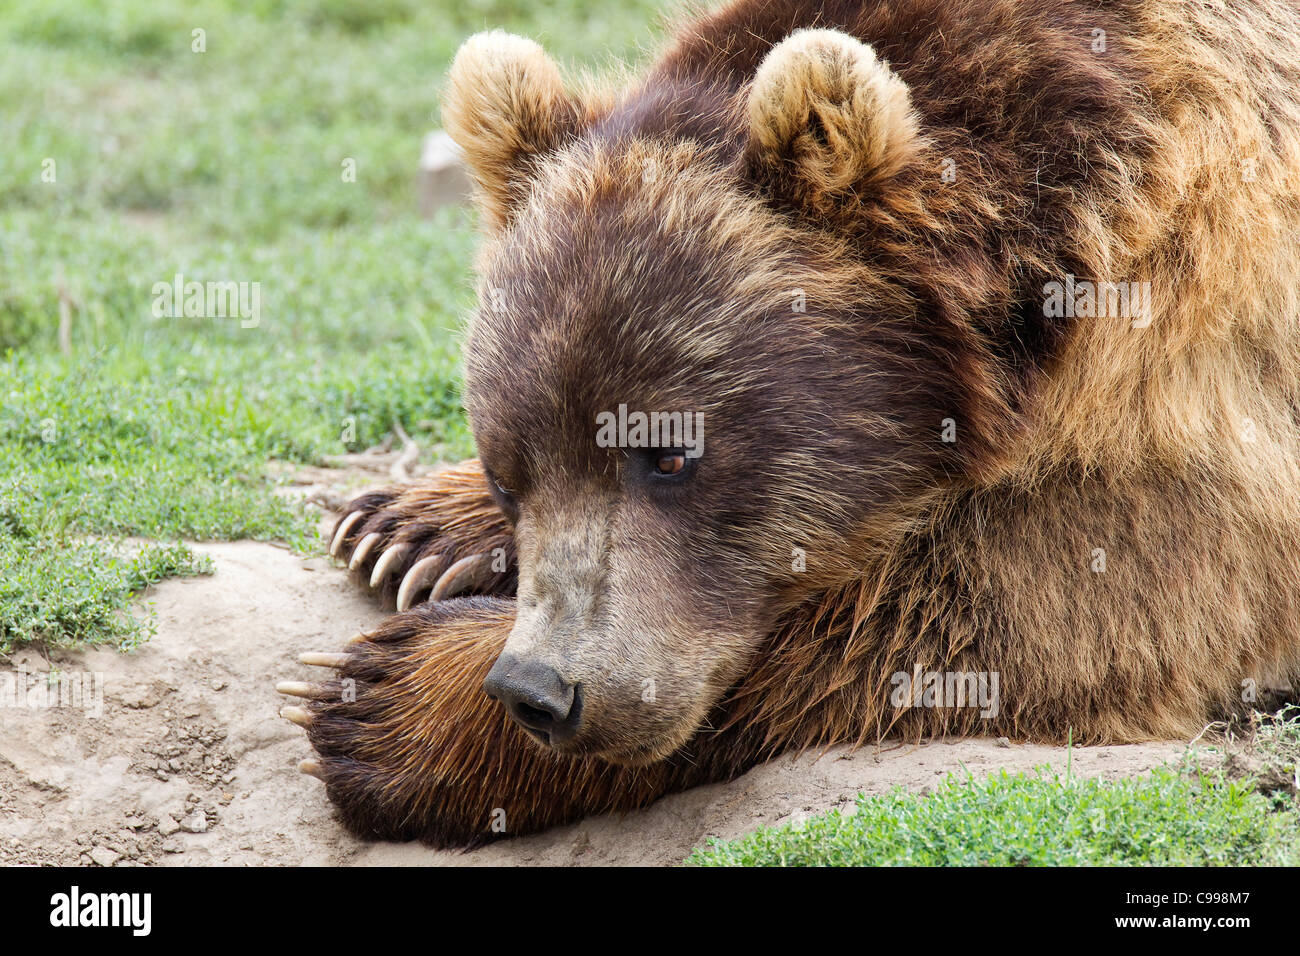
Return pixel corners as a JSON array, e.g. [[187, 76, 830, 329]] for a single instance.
[[293, 0, 1300, 846]]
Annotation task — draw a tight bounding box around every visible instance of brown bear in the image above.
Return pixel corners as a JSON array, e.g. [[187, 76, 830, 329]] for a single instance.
[[279, 0, 1300, 847]]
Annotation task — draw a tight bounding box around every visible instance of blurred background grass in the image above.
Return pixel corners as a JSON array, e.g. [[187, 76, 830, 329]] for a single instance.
[[0, 0, 671, 650]]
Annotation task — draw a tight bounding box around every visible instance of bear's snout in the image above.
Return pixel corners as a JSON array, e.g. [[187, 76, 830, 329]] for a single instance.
[[483, 652, 583, 745]]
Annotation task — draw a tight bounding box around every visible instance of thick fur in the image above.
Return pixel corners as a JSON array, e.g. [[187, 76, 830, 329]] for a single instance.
[[309, 0, 1300, 845]]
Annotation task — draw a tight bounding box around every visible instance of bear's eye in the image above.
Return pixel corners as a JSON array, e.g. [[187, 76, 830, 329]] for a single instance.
[[483, 467, 519, 520], [632, 447, 697, 485], [654, 451, 687, 476]]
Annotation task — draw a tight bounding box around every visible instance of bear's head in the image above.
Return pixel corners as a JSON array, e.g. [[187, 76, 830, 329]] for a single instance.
[[444, 29, 1010, 763]]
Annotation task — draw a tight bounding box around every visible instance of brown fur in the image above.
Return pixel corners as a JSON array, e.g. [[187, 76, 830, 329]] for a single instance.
[[303, 0, 1300, 846]]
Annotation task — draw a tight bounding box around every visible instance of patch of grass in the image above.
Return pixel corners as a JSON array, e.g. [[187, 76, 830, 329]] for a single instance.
[[0, 0, 672, 243], [0, 0, 672, 650], [0, 514, 214, 653], [686, 756, 1300, 866], [1208, 704, 1300, 809]]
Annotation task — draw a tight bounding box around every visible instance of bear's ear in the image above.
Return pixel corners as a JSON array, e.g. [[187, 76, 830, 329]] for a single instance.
[[747, 29, 921, 211], [443, 31, 583, 229]]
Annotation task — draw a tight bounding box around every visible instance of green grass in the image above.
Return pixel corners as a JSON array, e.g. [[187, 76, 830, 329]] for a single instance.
[[0, 0, 671, 651], [686, 754, 1300, 867]]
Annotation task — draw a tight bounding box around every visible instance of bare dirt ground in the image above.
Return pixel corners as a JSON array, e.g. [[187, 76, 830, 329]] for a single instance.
[[0, 469, 1193, 867]]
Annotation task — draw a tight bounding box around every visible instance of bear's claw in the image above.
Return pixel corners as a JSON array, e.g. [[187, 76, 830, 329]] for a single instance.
[[280, 705, 313, 727], [298, 652, 351, 668], [429, 552, 494, 602], [276, 680, 331, 699], [329, 511, 366, 558], [369, 542, 410, 588], [394, 553, 450, 612], [348, 532, 382, 571]]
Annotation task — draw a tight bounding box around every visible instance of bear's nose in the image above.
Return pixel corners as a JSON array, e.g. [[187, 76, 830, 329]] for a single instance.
[[483, 654, 581, 744]]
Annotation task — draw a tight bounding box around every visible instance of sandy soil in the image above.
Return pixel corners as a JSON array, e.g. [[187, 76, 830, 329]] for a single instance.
[[0, 536, 1192, 867]]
